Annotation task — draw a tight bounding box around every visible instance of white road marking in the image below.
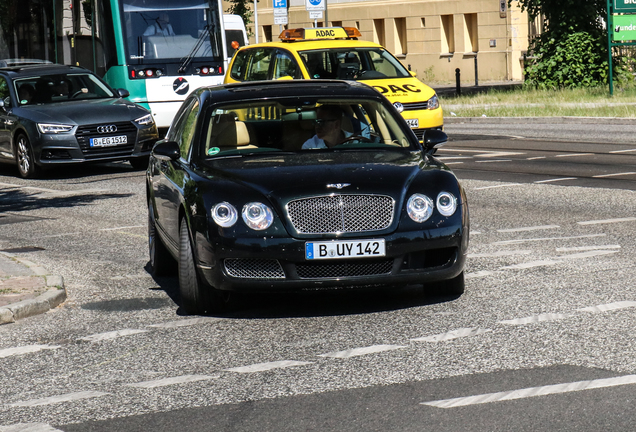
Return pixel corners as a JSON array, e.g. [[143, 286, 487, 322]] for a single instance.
[[557, 250, 619, 259], [578, 301, 636, 313], [609, 148, 636, 153], [534, 177, 577, 183], [79, 329, 149, 343], [411, 328, 491, 342], [556, 245, 620, 252], [491, 234, 605, 246], [0, 423, 65, 432], [555, 153, 594, 158], [465, 270, 497, 279], [592, 172, 636, 178], [0, 182, 62, 194], [224, 360, 312, 373], [499, 313, 571, 325], [99, 225, 145, 231], [475, 159, 512, 163], [9, 391, 109, 407], [578, 217, 636, 225], [148, 317, 222, 328], [444, 162, 464, 165], [125, 375, 217, 388], [0, 345, 60, 359], [469, 250, 531, 258], [526, 156, 546, 160], [318, 344, 406, 359], [421, 375, 636, 408], [439, 149, 523, 158], [437, 156, 473, 160], [500, 260, 562, 270], [497, 225, 559, 233], [474, 183, 522, 190]]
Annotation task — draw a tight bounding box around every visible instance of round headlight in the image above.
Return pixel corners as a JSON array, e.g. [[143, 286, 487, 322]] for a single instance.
[[437, 192, 457, 216], [407, 194, 434, 223], [242, 202, 274, 230], [211, 202, 238, 227]]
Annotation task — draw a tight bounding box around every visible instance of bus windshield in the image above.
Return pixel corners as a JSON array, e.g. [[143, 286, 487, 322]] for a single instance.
[[122, 0, 223, 63]]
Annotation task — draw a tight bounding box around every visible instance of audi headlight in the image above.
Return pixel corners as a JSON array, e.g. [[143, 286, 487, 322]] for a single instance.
[[407, 193, 434, 223], [211, 202, 238, 227], [134, 114, 154, 126], [37, 123, 74, 134], [242, 202, 273, 230], [427, 94, 439, 110], [436, 192, 457, 216]]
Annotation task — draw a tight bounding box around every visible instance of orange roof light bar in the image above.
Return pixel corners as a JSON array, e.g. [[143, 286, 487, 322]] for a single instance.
[[279, 28, 305, 41], [343, 27, 362, 38]]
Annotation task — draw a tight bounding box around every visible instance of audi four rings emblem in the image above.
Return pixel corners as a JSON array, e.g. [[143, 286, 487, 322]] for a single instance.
[[97, 125, 118, 134], [393, 102, 404, 113]]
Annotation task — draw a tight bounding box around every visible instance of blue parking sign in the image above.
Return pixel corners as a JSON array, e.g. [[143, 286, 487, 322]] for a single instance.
[[274, 0, 287, 8]]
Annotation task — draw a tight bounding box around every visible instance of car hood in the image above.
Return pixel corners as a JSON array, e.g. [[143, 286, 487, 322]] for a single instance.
[[16, 98, 147, 125], [200, 150, 452, 204], [360, 77, 437, 102]]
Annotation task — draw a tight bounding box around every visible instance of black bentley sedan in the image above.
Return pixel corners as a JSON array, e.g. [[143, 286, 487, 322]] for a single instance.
[[0, 64, 158, 178], [147, 80, 469, 313]]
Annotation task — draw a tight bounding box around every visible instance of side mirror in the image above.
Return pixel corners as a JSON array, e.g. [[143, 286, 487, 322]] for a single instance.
[[117, 88, 130, 98], [423, 130, 448, 154], [152, 140, 180, 161]]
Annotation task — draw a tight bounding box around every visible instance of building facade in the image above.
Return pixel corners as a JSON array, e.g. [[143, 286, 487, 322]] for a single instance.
[[243, 0, 530, 83]]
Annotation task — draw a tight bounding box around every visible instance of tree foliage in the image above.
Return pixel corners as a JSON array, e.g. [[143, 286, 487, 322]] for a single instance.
[[226, 0, 254, 37], [516, 0, 616, 88]]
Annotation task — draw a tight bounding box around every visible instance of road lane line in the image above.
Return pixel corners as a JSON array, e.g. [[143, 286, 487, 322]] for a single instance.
[[318, 345, 406, 359], [526, 156, 546, 160], [578, 217, 636, 225], [557, 250, 619, 259], [498, 313, 571, 325], [609, 149, 636, 153], [534, 177, 577, 183], [79, 329, 149, 343], [500, 260, 562, 270], [0, 345, 60, 359], [469, 250, 531, 258], [475, 159, 512, 163], [465, 270, 497, 279], [0, 423, 65, 431], [474, 183, 522, 190], [444, 162, 464, 165], [148, 317, 223, 328], [497, 225, 559, 233], [593, 172, 636, 178], [126, 375, 217, 389], [411, 328, 491, 342], [491, 234, 605, 246], [555, 153, 594, 157], [224, 360, 312, 373], [578, 301, 636, 313], [421, 375, 636, 408], [556, 245, 620, 252], [9, 391, 109, 408]]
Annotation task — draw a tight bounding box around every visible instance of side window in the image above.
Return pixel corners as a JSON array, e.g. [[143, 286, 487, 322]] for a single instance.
[[244, 48, 274, 81], [272, 50, 300, 80], [230, 50, 249, 81], [0, 77, 9, 103], [168, 98, 199, 160]]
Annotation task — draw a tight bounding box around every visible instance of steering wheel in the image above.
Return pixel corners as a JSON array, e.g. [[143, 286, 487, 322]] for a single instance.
[[70, 90, 84, 99], [340, 135, 373, 144]]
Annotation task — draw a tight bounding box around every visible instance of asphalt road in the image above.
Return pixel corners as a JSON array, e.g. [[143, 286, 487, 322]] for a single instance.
[[1, 128, 635, 431]]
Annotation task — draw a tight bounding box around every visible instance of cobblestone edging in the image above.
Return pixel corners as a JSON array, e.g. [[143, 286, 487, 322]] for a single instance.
[[0, 253, 66, 325]]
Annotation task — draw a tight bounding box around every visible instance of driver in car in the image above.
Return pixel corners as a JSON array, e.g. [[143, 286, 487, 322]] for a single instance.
[[302, 105, 352, 149]]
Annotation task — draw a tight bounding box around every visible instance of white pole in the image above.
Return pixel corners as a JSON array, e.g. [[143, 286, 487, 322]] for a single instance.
[[254, 0, 259, 43]]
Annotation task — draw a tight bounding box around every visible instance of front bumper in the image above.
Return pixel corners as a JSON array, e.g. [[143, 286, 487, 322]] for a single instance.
[[196, 223, 468, 293]]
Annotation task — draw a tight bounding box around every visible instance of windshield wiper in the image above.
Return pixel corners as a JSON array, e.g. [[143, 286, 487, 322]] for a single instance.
[[178, 24, 211, 74]]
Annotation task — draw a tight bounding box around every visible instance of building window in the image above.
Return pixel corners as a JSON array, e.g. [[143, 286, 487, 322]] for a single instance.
[[373, 19, 385, 46], [332, 21, 342, 28], [440, 15, 455, 54], [263, 25, 272, 43], [394, 18, 407, 55], [463, 13, 478, 52], [421, 18, 426, 28]]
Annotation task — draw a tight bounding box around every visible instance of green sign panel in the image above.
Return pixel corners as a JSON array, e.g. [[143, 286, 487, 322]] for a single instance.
[[614, 0, 636, 13], [613, 15, 636, 41]]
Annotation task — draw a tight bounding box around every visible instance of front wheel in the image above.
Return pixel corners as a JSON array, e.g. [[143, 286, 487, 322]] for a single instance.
[[15, 134, 39, 179]]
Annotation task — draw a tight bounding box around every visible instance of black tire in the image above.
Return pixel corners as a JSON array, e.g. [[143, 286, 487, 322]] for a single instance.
[[427, 271, 465, 296], [148, 200, 175, 276], [15, 134, 39, 179], [130, 156, 150, 171]]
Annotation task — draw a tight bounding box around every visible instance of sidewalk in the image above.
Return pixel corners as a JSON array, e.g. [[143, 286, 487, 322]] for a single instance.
[[0, 251, 66, 325]]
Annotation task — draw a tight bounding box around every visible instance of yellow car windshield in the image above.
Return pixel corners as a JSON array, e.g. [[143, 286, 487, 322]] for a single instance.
[[298, 47, 410, 80]]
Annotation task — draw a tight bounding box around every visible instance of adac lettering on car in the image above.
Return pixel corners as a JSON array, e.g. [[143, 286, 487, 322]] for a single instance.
[[372, 84, 422, 94]]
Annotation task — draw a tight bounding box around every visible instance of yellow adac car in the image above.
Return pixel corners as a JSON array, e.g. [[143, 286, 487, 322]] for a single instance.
[[224, 27, 443, 138]]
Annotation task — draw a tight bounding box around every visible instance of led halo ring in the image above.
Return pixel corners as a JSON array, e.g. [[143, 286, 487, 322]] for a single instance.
[[436, 192, 457, 216], [242, 202, 274, 230], [211, 202, 238, 227], [407, 193, 434, 223]]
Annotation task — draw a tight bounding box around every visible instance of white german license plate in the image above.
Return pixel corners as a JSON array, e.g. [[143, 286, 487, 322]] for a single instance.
[[90, 135, 128, 147], [405, 119, 419, 128], [305, 239, 386, 260]]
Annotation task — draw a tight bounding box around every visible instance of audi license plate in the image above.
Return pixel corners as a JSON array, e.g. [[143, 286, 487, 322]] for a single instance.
[[406, 119, 419, 128], [90, 135, 127, 147], [305, 239, 386, 260]]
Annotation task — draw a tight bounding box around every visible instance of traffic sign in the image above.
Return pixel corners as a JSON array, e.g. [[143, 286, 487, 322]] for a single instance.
[[274, 15, 288, 25], [614, 0, 636, 13], [306, 0, 325, 11], [274, 0, 287, 15], [613, 14, 636, 41], [309, 11, 323, 19]]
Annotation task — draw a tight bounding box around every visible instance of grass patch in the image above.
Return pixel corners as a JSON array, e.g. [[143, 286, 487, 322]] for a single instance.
[[440, 86, 636, 118]]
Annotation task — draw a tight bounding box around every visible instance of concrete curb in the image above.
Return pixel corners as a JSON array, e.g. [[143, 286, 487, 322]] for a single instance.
[[0, 252, 66, 325], [444, 116, 636, 125]]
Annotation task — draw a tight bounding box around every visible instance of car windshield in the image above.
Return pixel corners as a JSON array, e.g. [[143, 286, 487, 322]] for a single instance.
[[14, 73, 115, 106], [202, 98, 415, 158], [298, 48, 411, 80]]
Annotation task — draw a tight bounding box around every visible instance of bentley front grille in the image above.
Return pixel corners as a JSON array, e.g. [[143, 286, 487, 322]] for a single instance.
[[296, 260, 393, 279], [224, 258, 285, 279], [287, 194, 394, 234]]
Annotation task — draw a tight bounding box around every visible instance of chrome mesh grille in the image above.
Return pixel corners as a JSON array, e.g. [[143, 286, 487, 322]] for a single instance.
[[224, 259, 285, 279], [287, 195, 394, 234], [296, 260, 393, 279]]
